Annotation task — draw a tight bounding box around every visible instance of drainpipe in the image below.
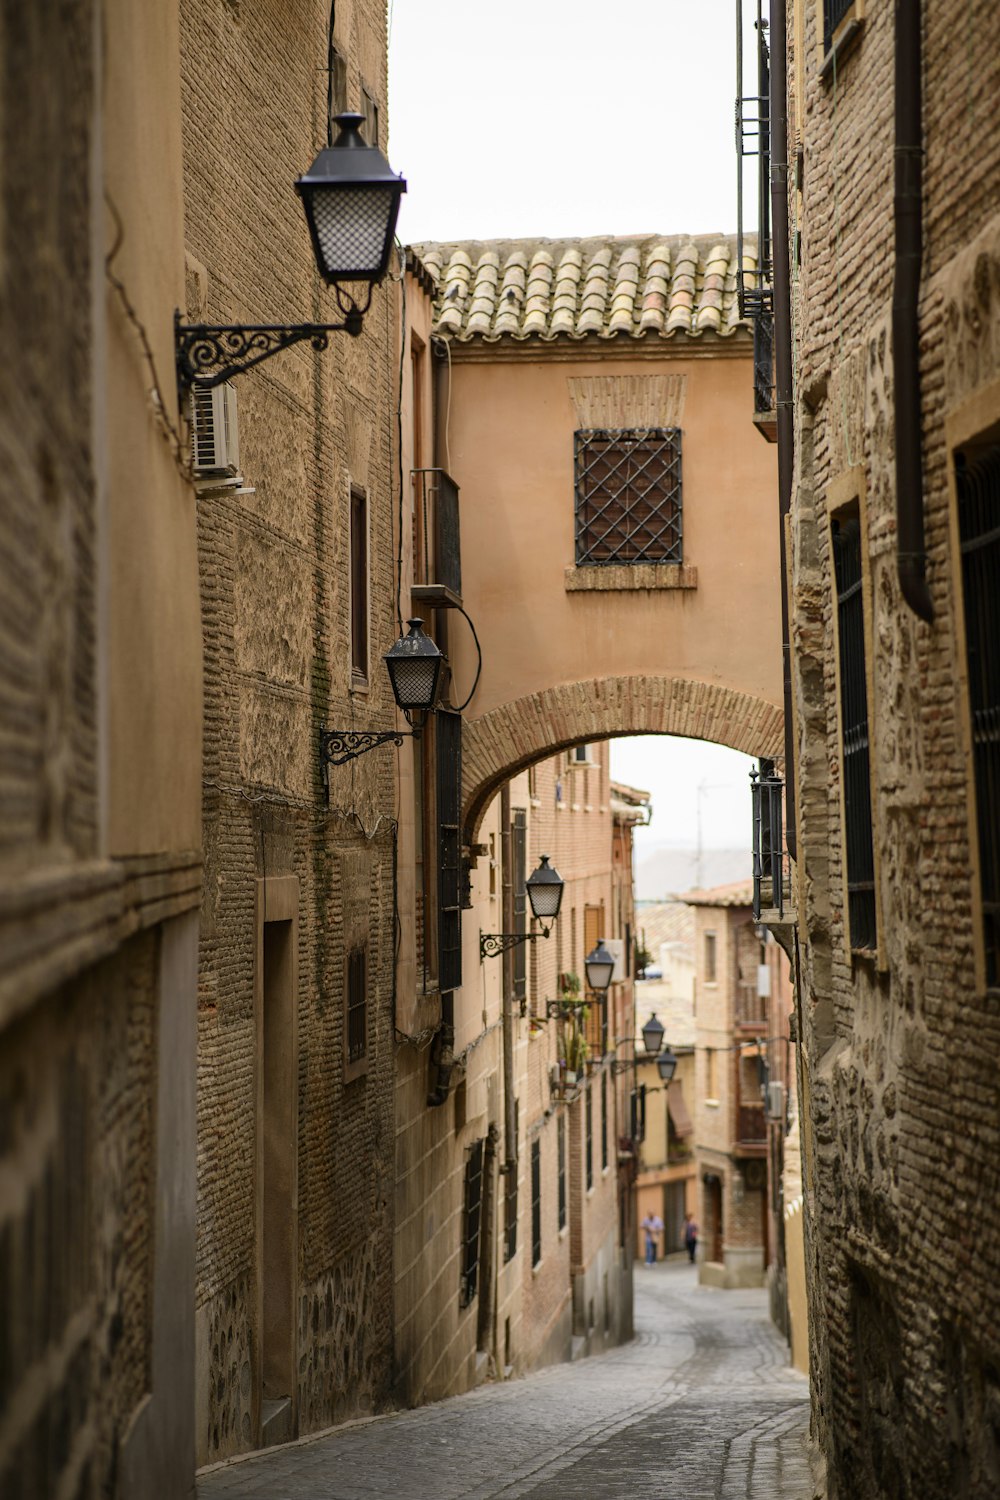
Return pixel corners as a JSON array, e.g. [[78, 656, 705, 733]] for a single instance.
[[769, 0, 797, 858], [894, 0, 934, 622]]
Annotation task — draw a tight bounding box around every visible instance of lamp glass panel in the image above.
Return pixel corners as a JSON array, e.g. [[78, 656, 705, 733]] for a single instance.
[[641, 1016, 665, 1054], [309, 185, 394, 276], [527, 882, 562, 920], [388, 655, 439, 709], [657, 1053, 677, 1083], [585, 955, 614, 992]]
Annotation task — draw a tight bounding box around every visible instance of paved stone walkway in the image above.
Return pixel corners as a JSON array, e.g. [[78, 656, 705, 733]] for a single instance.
[[198, 1261, 813, 1499]]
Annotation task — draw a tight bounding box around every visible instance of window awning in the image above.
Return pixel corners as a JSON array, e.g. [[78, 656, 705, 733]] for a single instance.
[[667, 1081, 693, 1138]]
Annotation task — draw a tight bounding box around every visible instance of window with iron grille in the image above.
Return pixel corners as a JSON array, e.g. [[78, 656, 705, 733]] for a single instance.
[[956, 443, 1000, 989], [504, 1099, 519, 1262], [531, 1139, 542, 1267], [601, 1071, 608, 1171], [823, 0, 855, 53], [557, 1113, 566, 1231], [347, 944, 367, 1064], [832, 512, 877, 952], [350, 485, 368, 684], [585, 1083, 593, 1191], [460, 1139, 485, 1307], [437, 710, 463, 992], [574, 429, 682, 566], [511, 809, 527, 1007]]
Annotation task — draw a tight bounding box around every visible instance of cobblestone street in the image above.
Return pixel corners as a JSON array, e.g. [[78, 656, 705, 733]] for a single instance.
[[198, 1262, 812, 1499]]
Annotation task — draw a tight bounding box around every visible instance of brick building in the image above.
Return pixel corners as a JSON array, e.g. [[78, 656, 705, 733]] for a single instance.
[[744, 0, 1000, 1492], [180, 0, 401, 1464], [0, 3, 202, 1496]]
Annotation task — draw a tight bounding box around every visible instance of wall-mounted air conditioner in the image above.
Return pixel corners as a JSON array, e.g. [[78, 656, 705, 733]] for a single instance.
[[767, 1081, 785, 1120], [603, 937, 626, 984], [191, 382, 240, 476]]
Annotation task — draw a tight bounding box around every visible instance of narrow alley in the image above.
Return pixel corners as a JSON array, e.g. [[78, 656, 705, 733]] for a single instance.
[[198, 1263, 811, 1500]]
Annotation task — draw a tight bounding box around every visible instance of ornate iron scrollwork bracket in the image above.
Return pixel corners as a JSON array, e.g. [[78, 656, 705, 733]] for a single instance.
[[479, 928, 551, 962], [175, 283, 374, 395], [319, 724, 418, 800], [542, 996, 602, 1021]]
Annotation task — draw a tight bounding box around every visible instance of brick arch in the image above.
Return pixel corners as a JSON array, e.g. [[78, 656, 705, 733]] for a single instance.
[[462, 676, 783, 845]]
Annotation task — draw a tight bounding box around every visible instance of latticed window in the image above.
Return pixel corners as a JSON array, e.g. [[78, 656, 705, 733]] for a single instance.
[[460, 1139, 485, 1307], [347, 945, 367, 1063], [833, 513, 877, 953], [956, 444, 1000, 989], [574, 429, 682, 566], [531, 1139, 542, 1267]]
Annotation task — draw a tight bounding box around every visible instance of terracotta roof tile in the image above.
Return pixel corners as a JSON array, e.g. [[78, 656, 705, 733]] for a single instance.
[[412, 234, 753, 344]]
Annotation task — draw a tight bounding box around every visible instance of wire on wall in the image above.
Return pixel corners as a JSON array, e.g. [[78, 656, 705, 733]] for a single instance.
[[451, 602, 483, 713]]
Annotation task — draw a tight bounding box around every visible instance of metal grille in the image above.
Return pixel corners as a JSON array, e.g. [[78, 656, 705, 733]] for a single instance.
[[956, 445, 1000, 989], [460, 1139, 485, 1307], [437, 710, 463, 992], [557, 1113, 566, 1231], [574, 429, 682, 566], [754, 308, 775, 414], [585, 1083, 593, 1191], [504, 1100, 519, 1262], [751, 758, 787, 919], [511, 810, 527, 1005], [531, 1139, 542, 1267], [735, 0, 772, 318], [823, 0, 854, 53], [347, 945, 367, 1063], [833, 516, 877, 952]]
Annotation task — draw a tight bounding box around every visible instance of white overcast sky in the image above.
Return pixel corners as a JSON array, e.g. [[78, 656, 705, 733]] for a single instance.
[[388, 0, 757, 848]]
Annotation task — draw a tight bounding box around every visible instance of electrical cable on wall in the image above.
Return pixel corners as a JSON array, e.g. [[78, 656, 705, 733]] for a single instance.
[[451, 602, 483, 712]]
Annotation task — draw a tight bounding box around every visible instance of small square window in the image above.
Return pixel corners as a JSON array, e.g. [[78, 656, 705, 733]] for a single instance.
[[574, 428, 682, 566]]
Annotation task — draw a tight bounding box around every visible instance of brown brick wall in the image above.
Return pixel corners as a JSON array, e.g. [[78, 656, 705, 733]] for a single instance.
[[181, 0, 398, 1462], [789, 2, 1000, 1493]]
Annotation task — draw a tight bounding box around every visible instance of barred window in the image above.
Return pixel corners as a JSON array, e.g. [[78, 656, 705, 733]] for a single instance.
[[956, 443, 1000, 989], [601, 1071, 608, 1172], [557, 1113, 566, 1231], [347, 945, 367, 1064], [531, 1139, 542, 1267], [823, 0, 854, 53], [585, 1083, 593, 1191], [832, 512, 877, 953], [574, 428, 682, 566], [460, 1139, 485, 1307], [511, 808, 527, 1007]]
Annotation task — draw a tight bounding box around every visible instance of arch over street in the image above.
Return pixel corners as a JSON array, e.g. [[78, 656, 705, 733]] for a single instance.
[[462, 674, 783, 844]]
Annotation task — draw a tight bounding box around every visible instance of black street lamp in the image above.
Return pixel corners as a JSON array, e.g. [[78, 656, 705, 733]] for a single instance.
[[480, 856, 565, 959], [176, 112, 406, 393], [320, 619, 443, 785], [640, 1012, 665, 1056], [584, 940, 616, 997]]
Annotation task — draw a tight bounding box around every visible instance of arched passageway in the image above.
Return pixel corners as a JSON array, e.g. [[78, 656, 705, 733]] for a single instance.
[[462, 675, 783, 844]]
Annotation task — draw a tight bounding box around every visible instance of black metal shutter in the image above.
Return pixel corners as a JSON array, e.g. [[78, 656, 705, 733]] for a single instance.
[[437, 709, 462, 991], [833, 516, 877, 952]]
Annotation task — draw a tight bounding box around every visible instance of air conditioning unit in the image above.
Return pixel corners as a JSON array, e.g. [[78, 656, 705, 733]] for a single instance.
[[767, 1081, 785, 1120], [603, 937, 626, 983], [191, 382, 240, 476]]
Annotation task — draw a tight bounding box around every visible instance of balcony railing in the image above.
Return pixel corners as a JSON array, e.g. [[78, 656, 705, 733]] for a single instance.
[[751, 758, 791, 920], [753, 308, 775, 416], [735, 0, 772, 321]]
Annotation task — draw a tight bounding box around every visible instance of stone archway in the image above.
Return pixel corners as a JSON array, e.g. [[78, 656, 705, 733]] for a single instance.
[[462, 675, 783, 845]]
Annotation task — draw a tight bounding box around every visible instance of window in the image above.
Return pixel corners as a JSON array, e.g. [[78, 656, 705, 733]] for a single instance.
[[346, 944, 367, 1066], [706, 1049, 719, 1101], [460, 1139, 485, 1307], [569, 743, 592, 766], [823, 0, 857, 55], [574, 428, 682, 566], [955, 442, 1000, 989], [704, 931, 717, 983], [601, 1072, 608, 1171], [557, 1114, 566, 1231], [585, 1084, 593, 1191], [504, 1100, 519, 1262], [511, 808, 527, 1008], [832, 511, 877, 953], [531, 1139, 542, 1267], [350, 485, 368, 685]]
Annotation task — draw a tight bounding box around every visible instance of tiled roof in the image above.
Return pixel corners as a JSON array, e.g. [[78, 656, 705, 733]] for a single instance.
[[682, 879, 755, 908], [412, 235, 754, 343]]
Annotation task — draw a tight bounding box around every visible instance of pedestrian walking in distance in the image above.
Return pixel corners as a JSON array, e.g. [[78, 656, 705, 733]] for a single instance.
[[683, 1212, 698, 1263], [640, 1211, 664, 1265]]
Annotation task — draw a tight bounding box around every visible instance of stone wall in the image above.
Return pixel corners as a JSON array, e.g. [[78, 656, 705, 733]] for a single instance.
[[180, 0, 399, 1463], [787, 1, 1000, 1493]]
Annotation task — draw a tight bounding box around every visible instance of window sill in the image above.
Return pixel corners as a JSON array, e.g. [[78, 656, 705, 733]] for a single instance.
[[820, 4, 865, 81], [344, 1056, 369, 1085], [565, 563, 697, 593]]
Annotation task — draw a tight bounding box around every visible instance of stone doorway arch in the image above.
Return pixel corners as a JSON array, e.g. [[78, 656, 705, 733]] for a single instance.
[[462, 676, 783, 846]]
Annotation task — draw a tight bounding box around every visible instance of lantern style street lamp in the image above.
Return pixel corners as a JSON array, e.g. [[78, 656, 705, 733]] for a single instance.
[[176, 113, 406, 393], [584, 940, 616, 997], [640, 1012, 665, 1056], [480, 856, 566, 960], [320, 620, 443, 787]]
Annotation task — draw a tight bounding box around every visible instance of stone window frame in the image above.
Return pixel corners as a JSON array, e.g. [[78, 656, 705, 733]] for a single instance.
[[827, 466, 886, 969], [816, 0, 865, 82], [945, 376, 1000, 996]]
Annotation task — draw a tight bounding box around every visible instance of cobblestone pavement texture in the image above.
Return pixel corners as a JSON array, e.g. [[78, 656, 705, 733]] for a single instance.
[[198, 1262, 812, 1499]]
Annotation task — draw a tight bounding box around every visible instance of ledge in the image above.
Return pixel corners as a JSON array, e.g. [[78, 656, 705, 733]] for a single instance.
[[564, 563, 697, 593]]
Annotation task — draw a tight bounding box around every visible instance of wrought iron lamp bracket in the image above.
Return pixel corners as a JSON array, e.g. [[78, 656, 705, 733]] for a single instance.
[[175, 284, 373, 395], [320, 720, 420, 800], [479, 927, 551, 962]]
